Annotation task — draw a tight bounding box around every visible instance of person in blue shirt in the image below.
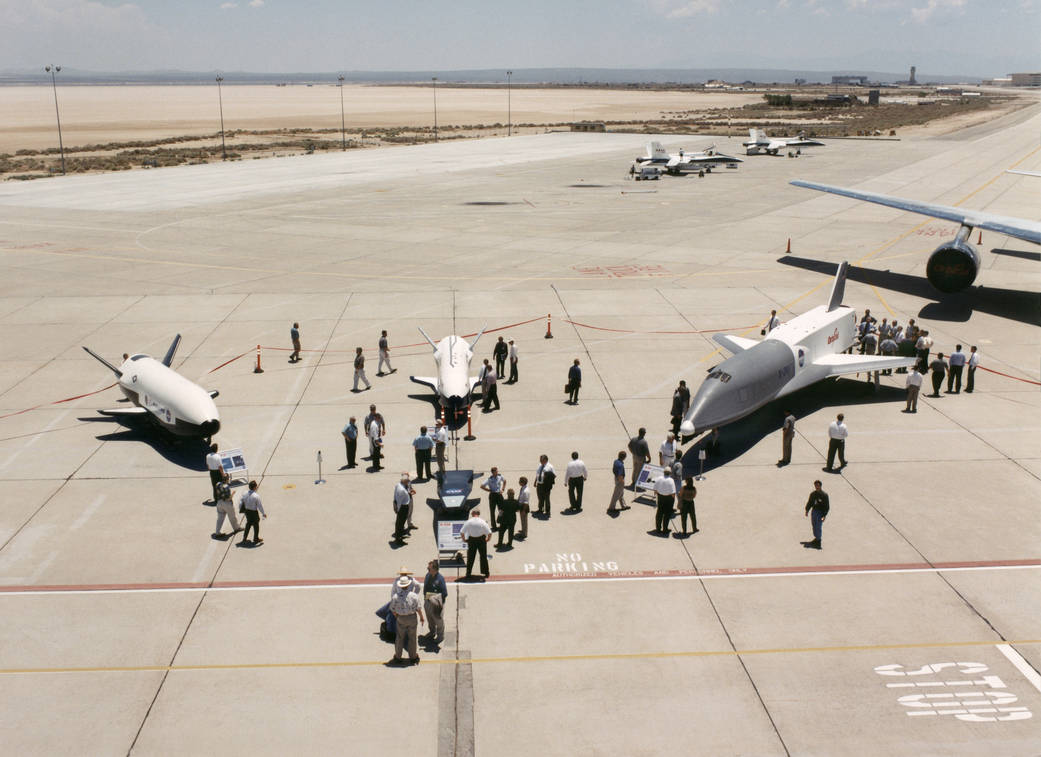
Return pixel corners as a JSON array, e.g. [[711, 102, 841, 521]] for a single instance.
[[341, 416, 358, 468], [607, 451, 629, 514], [412, 426, 434, 481], [422, 560, 448, 644], [567, 359, 582, 405]]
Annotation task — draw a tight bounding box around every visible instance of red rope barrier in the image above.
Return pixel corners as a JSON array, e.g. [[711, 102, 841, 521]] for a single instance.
[[0, 382, 118, 420], [978, 365, 1041, 386], [563, 319, 760, 335]]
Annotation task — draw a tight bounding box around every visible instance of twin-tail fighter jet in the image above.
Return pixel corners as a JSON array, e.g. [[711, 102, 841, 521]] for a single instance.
[[743, 128, 824, 156], [83, 334, 221, 439], [410, 327, 485, 415], [679, 262, 915, 440], [635, 141, 744, 174]]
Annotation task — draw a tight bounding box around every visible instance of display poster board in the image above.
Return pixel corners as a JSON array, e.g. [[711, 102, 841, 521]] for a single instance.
[[437, 521, 467, 553], [220, 448, 248, 482], [635, 464, 666, 494]]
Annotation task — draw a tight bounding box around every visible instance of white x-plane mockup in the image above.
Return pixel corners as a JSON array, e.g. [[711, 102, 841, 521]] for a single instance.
[[635, 142, 743, 174], [410, 327, 485, 414], [83, 334, 221, 439], [679, 262, 915, 439], [791, 180, 1041, 292], [743, 128, 824, 156]]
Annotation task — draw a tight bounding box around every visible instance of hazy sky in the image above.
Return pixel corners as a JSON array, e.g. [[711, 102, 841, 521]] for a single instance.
[[4, 0, 1038, 76]]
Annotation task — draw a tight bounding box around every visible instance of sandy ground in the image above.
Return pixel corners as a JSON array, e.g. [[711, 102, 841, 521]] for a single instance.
[[0, 85, 761, 153]]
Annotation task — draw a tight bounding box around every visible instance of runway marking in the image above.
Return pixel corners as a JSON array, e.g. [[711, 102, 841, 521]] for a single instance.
[[0, 558, 1036, 596], [2, 638, 1039, 676], [69, 495, 105, 532], [997, 644, 1041, 695]]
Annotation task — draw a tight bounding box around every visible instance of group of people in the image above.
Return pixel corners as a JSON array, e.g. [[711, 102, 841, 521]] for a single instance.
[[205, 444, 267, 546], [383, 561, 448, 667]]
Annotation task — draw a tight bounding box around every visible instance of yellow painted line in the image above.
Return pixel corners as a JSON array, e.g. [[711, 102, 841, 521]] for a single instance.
[[5, 639, 1037, 675]]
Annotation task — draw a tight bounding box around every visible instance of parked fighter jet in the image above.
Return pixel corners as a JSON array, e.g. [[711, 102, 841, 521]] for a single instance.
[[82, 334, 221, 439], [791, 179, 1041, 292], [679, 262, 914, 440], [743, 128, 824, 156], [410, 327, 485, 415], [634, 141, 743, 174]]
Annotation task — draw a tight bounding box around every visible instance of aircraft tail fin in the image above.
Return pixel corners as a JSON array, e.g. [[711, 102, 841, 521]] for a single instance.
[[418, 327, 438, 352], [826, 261, 849, 312], [82, 346, 123, 378], [469, 326, 486, 351], [650, 141, 668, 160], [749, 128, 763, 142], [162, 334, 181, 367]]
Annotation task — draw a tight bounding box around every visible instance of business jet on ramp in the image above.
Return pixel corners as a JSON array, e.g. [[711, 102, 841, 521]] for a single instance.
[[744, 129, 824, 156], [791, 179, 1041, 292], [410, 327, 485, 415], [635, 141, 743, 174], [679, 262, 915, 440], [83, 334, 220, 439]]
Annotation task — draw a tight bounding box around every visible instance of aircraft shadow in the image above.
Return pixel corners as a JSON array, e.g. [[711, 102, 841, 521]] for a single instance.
[[680, 377, 905, 474], [405, 393, 474, 433], [77, 416, 209, 471], [991, 247, 1041, 263], [777, 255, 1041, 326]]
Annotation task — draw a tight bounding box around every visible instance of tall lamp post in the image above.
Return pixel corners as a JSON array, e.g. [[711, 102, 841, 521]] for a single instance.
[[506, 70, 512, 137], [215, 74, 227, 160], [338, 74, 346, 150], [44, 65, 66, 175], [431, 77, 438, 142]]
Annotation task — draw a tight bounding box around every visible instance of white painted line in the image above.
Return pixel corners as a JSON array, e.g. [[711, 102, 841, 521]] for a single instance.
[[191, 538, 220, 584], [70, 495, 106, 531], [996, 643, 1041, 694]]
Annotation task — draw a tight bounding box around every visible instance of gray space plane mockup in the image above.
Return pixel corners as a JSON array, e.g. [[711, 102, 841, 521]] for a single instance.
[[791, 179, 1041, 292], [679, 262, 916, 439], [82, 334, 221, 439], [410, 327, 485, 414]]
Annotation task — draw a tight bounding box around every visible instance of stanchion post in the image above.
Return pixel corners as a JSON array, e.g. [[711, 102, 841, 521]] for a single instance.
[[785, 237, 791, 254], [977, 230, 983, 245], [315, 450, 325, 484], [253, 344, 264, 374], [695, 448, 707, 481], [463, 404, 476, 441], [544, 313, 553, 339]]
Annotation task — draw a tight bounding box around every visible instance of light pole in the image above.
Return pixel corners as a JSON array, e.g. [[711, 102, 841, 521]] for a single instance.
[[506, 70, 513, 136], [44, 65, 66, 175], [338, 74, 346, 150], [215, 74, 227, 160], [431, 77, 438, 142]]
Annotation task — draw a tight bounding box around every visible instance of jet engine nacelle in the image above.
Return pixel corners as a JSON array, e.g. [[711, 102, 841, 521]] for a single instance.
[[926, 238, 981, 293]]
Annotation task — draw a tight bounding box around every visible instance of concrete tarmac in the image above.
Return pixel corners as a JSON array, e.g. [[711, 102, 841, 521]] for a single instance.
[[0, 113, 1039, 756]]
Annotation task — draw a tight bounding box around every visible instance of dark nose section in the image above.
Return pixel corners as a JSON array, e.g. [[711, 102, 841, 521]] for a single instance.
[[201, 419, 220, 437]]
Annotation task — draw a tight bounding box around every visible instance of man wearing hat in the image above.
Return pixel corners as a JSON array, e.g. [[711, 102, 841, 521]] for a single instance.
[[389, 572, 424, 666]]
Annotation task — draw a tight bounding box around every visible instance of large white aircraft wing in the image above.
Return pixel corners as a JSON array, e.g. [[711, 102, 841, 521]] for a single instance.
[[1007, 169, 1041, 178], [790, 180, 1041, 246], [409, 376, 438, 391], [814, 353, 917, 376], [712, 334, 760, 354]]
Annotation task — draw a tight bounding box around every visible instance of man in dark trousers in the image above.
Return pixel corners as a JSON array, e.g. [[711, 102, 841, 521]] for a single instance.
[[535, 454, 556, 517], [929, 353, 947, 397], [205, 443, 225, 502], [342, 416, 358, 468], [461, 508, 493, 580], [779, 410, 795, 466], [289, 322, 301, 363], [670, 380, 690, 436], [803, 480, 830, 549], [493, 336, 508, 379], [567, 359, 582, 404], [628, 428, 651, 489]]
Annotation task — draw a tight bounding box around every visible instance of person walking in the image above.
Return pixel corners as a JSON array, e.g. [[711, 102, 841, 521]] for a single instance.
[[412, 426, 434, 481], [904, 366, 923, 413], [779, 410, 795, 466], [342, 416, 358, 468], [628, 427, 650, 489], [507, 340, 519, 384], [677, 477, 697, 534], [516, 476, 530, 538], [804, 480, 830, 550], [212, 480, 242, 539], [764, 309, 781, 334], [947, 345, 966, 393], [535, 454, 556, 517], [422, 560, 447, 644], [434, 419, 448, 475], [480, 467, 505, 529], [670, 381, 690, 436], [653, 472, 676, 534], [239, 480, 266, 546], [393, 474, 414, 544], [929, 353, 947, 397], [461, 508, 493, 580], [566, 359, 582, 405], [966, 346, 980, 393], [205, 443, 226, 503], [493, 336, 508, 379], [389, 575, 424, 666], [377, 330, 395, 376], [824, 413, 848, 472], [564, 451, 588, 512], [607, 451, 629, 514], [289, 322, 301, 363], [353, 347, 372, 392], [496, 489, 520, 548], [481, 366, 500, 412]]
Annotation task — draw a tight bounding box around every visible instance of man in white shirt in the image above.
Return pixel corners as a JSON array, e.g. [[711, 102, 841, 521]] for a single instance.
[[434, 419, 449, 475], [205, 443, 225, 503], [966, 346, 980, 393], [564, 451, 589, 512], [516, 476, 531, 538], [480, 467, 505, 529], [915, 331, 933, 372], [212, 480, 241, 539], [239, 480, 266, 546], [824, 413, 848, 472], [461, 508, 493, 580], [947, 344, 967, 393], [659, 432, 677, 468], [393, 474, 414, 544], [763, 309, 781, 334], [653, 473, 676, 534], [507, 340, 519, 384], [904, 366, 923, 413]]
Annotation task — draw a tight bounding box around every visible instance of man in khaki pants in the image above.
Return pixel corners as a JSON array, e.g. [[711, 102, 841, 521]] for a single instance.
[[389, 575, 424, 666]]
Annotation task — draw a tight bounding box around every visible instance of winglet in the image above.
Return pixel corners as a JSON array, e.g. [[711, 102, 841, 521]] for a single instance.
[[82, 346, 123, 378], [162, 334, 181, 367], [826, 261, 848, 312], [418, 327, 438, 352]]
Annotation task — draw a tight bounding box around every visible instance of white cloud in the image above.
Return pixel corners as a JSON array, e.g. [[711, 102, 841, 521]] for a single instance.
[[647, 0, 722, 19], [910, 0, 967, 23], [249, 0, 265, 6], [220, 2, 237, 7]]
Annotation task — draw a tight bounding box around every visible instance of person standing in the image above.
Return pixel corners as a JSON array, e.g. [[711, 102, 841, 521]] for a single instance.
[[653, 472, 676, 534], [564, 451, 588, 512], [353, 347, 371, 392], [915, 330, 933, 373], [493, 336, 508, 378], [804, 480, 830, 550], [239, 480, 266, 546], [480, 467, 505, 529], [659, 432, 677, 468], [364, 405, 386, 454], [779, 410, 795, 466], [497, 489, 521, 548], [879, 334, 898, 375], [535, 454, 556, 517], [342, 416, 358, 468], [966, 346, 980, 393], [461, 508, 493, 580], [607, 451, 629, 514], [947, 345, 966, 393], [389, 575, 424, 666], [434, 419, 448, 475], [567, 359, 582, 405], [481, 365, 500, 412], [824, 413, 848, 472], [516, 476, 530, 538], [212, 480, 242, 539], [507, 340, 519, 384], [904, 366, 923, 413], [671, 453, 683, 499], [205, 443, 226, 503], [412, 426, 434, 481], [369, 415, 384, 470], [377, 330, 395, 376], [929, 353, 947, 397], [677, 477, 697, 534], [393, 474, 414, 544], [422, 560, 447, 644], [670, 381, 690, 436], [289, 322, 301, 363], [628, 427, 650, 488]]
